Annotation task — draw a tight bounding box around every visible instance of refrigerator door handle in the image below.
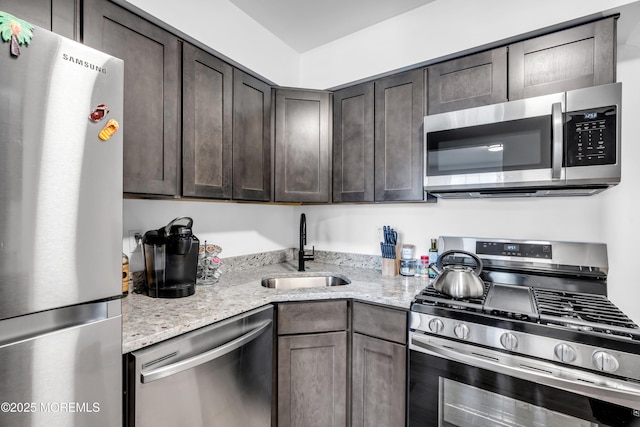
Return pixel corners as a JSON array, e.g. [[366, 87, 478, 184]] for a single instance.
[[141, 319, 272, 383], [0, 301, 117, 346]]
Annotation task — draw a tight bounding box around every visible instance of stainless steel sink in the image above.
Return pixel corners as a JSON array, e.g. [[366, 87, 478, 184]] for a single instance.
[[261, 274, 350, 289]]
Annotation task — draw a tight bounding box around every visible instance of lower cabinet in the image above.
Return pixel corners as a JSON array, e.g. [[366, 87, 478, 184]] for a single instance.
[[275, 300, 407, 427], [352, 301, 408, 427], [352, 334, 406, 427], [276, 300, 348, 427], [278, 332, 348, 427]]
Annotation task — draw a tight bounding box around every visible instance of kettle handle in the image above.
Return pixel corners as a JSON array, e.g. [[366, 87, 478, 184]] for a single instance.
[[164, 216, 193, 234], [437, 250, 483, 275]]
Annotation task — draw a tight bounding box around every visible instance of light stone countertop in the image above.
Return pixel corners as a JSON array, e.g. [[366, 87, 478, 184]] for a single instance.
[[122, 261, 430, 354]]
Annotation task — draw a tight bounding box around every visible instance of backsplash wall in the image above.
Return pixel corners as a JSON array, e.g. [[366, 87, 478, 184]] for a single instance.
[[123, 199, 296, 271]]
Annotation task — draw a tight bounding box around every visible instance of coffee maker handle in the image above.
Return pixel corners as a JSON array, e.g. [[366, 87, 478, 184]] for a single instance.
[[164, 216, 194, 234]]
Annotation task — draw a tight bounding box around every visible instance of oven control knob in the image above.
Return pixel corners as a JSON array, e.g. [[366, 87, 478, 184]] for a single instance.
[[592, 351, 619, 373], [554, 343, 577, 363], [500, 332, 518, 350], [454, 323, 470, 340], [428, 318, 444, 334]]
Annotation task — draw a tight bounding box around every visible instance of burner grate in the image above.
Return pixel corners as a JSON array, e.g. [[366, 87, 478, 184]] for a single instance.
[[534, 288, 640, 338], [414, 284, 488, 312]]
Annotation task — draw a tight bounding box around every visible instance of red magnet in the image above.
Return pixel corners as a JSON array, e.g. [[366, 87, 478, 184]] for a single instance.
[[89, 104, 110, 122]]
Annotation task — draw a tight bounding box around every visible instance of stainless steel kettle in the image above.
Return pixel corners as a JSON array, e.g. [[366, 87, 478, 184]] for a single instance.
[[430, 250, 485, 298]]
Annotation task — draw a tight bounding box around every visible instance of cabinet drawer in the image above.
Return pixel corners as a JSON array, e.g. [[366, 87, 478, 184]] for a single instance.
[[353, 302, 407, 344], [277, 301, 347, 335]]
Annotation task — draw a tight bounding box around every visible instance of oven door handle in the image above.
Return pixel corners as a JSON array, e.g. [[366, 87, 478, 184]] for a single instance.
[[551, 101, 563, 180], [411, 333, 640, 410]]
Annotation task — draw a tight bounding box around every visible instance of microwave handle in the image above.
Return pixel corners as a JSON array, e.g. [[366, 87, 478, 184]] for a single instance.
[[551, 102, 563, 180]]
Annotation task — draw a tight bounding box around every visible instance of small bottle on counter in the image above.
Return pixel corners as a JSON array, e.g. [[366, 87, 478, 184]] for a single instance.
[[417, 255, 430, 276], [428, 239, 439, 278], [122, 253, 130, 297]]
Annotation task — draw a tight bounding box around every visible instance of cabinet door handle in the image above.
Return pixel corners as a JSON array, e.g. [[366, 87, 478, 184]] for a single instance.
[[141, 319, 272, 384], [551, 101, 563, 180]]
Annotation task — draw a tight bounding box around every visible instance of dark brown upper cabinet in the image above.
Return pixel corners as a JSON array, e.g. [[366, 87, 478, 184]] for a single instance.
[[274, 89, 332, 203], [83, 0, 181, 196], [509, 17, 616, 100], [2, 0, 80, 40], [232, 70, 272, 201], [374, 69, 426, 202], [427, 47, 508, 114], [182, 43, 233, 199], [332, 83, 375, 203]]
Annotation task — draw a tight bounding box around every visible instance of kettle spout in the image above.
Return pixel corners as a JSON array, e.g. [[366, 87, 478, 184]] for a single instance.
[[429, 263, 442, 276]]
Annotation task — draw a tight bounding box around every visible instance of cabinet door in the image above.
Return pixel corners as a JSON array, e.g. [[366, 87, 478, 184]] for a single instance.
[[233, 70, 272, 201], [427, 47, 507, 114], [352, 333, 406, 427], [274, 89, 331, 203], [333, 83, 374, 202], [509, 17, 616, 100], [2, 0, 79, 40], [83, 0, 181, 196], [278, 332, 347, 427], [374, 69, 425, 201], [182, 43, 232, 199]]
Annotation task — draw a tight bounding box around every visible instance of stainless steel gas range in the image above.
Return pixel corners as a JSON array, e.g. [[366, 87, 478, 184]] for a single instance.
[[409, 236, 640, 427]]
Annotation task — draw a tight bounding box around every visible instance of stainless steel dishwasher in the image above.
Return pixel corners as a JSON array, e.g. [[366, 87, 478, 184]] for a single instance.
[[129, 305, 273, 427]]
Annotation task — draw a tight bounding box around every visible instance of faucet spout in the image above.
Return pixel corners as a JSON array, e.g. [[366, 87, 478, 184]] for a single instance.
[[298, 213, 314, 271]]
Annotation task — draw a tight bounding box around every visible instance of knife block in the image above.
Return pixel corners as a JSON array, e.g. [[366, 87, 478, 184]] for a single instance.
[[381, 249, 399, 277]]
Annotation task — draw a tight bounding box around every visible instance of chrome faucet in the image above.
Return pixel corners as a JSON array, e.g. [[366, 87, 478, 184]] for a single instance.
[[298, 213, 314, 271]]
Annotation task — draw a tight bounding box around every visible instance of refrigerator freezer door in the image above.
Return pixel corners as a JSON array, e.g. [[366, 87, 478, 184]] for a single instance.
[[0, 26, 124, 319], [0, 301, 122, 426]]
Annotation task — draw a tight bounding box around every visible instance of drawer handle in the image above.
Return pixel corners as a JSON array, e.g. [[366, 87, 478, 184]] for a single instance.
[[141, 319, 272, 384]]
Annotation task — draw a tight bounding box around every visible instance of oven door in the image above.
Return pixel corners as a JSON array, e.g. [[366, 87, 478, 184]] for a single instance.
[[424, 92, 565, 194], [410, 333, 640, 427]]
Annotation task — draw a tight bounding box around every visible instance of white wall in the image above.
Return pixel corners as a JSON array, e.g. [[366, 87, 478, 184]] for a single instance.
[[600, 2, 640, 323], [299, 0, 636, 89], [122, 0, 300, 86]]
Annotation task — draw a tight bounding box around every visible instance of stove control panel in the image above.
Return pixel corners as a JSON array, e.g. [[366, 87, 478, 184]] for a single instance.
[[476, 241, 552, 259], [410, 311, 640, 381]]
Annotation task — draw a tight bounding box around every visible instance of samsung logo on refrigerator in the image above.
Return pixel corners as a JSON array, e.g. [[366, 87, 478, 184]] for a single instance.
[[62, 53, 107, 74]]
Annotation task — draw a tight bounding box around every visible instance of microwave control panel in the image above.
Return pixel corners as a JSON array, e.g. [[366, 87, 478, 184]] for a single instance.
[[566, 106, 617, 167]]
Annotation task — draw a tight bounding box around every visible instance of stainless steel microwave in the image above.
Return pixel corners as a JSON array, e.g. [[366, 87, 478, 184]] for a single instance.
[[424, 82, 622, 198]]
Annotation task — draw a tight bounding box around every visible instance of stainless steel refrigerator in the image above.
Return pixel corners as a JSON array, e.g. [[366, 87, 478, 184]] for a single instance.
[[0, 14, 123, 427]]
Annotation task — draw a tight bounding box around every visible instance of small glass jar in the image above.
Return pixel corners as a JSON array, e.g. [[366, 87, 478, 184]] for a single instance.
[[400, 258, 417, 276]]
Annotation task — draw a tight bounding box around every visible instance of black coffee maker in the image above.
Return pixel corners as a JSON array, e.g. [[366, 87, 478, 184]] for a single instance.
[[142, 217, 199, 298]]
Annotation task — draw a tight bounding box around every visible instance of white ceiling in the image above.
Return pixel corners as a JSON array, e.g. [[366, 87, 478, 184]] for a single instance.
[[227, 0, 437, 53]]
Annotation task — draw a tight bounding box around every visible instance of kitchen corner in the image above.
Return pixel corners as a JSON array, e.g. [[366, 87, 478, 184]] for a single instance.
[[122, 250, 426, 353]]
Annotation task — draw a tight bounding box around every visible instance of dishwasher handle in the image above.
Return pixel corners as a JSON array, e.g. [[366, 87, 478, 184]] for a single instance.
[[141, 319, 272, 384]]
